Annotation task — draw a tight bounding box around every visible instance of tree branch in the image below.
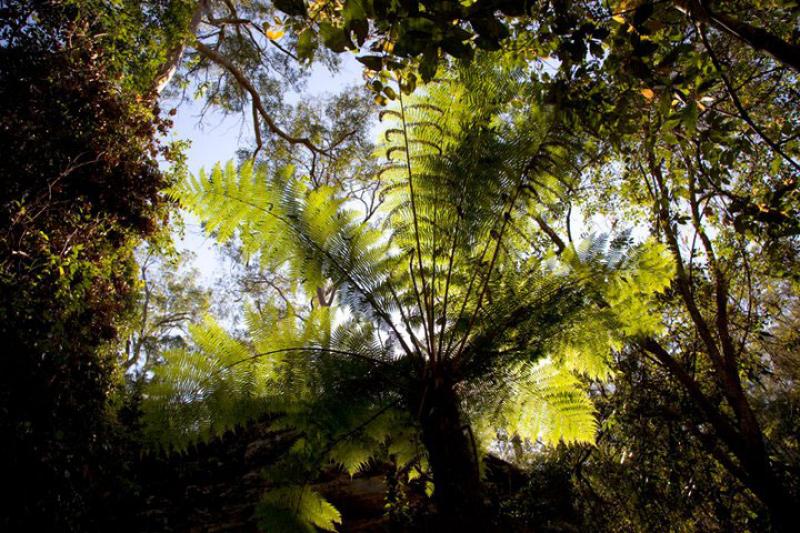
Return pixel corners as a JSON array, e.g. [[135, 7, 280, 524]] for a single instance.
[[676, 0, 800, 73], [194, 41, 328, 154], [638, 338, 744, 458], [534, 214, 566, 254]]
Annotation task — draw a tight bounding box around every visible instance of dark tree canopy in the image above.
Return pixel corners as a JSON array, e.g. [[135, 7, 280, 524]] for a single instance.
[[0, 1, 177, 528]]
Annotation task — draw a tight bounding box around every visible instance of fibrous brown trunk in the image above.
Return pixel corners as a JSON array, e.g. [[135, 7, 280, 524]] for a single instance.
[[416, 375, 486, 529], [734, 423, 795, 532]]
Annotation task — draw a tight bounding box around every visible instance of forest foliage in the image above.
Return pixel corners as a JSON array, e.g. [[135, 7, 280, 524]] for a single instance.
[[2, 0, 799, 531]]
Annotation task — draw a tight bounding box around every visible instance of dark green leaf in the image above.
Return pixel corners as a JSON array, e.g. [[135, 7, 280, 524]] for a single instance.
[[633, 2, 654, 27], [296, 29, 317, 62], [357, 55, 384, 71], [319, 22, 353, 53], [383, 86, 397, 100], [419, 47, 438, 82]]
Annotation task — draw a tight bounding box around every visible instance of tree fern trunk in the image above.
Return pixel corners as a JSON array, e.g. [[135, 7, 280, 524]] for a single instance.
[[417, 374, 486, 528], [740, 447, 795, 532]]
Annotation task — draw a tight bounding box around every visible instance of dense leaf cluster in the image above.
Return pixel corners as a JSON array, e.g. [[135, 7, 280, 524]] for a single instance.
[[0, 1, 176, 529]]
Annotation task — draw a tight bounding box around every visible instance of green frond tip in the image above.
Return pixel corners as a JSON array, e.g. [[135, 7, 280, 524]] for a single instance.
[[328, 439, 374, 477], [605, 238, 673, 337], [478, 358, 598, 448], [256, 486, 342, 533]]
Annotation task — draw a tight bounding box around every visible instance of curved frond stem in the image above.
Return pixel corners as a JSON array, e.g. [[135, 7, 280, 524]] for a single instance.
[[436, 221, 460, 360], [398, 86, 435, 358], [222, 346, 393, 374], [296, 398, 403, 497], [174, 346, 397, 407], [260, 397, 405, 524], [447, 111, 564, 360], [443, 220, 496, 358], [429, 93, 456, 363], [454, 182, 526, 362], [385, 278, 426, 363], [315, 398, 402, 460], [408, 254, 433, 360]]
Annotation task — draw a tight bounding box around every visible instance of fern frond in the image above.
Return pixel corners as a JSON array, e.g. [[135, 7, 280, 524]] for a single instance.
[[257, 487, 341, 533], [474, 358, 597, 448]]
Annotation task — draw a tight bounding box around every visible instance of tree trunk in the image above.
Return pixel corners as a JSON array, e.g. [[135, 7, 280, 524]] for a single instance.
[[642, 338, 797, 530], [416, 374, 486, 529], [738, 445, 795, 532]]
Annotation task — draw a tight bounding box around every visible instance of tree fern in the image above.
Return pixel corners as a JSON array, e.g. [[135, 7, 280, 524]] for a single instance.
[[146, 53, 674, 527]]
